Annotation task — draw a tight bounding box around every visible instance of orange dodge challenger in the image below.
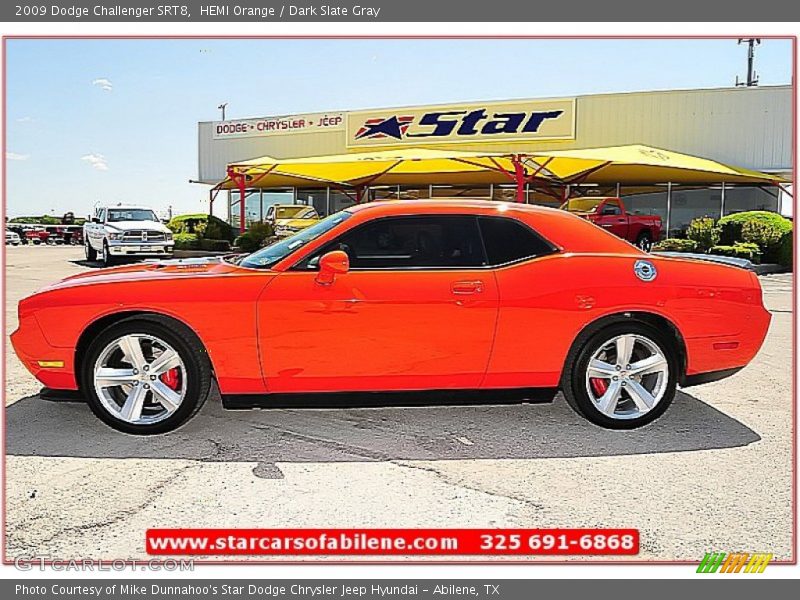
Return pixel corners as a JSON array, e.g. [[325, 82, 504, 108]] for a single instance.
[[11, 200, 770, 434]]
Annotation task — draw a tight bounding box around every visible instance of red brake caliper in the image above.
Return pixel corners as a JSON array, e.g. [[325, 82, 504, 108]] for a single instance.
[[160, 368, 181, 391], [590, 378, 609, 396]]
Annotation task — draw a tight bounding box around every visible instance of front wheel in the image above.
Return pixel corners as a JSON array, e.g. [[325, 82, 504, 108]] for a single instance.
[[102, 241, 116, 267], [85, 240, 97, 261], [81, 317, 211, 434], [562, 322, 677, 429]]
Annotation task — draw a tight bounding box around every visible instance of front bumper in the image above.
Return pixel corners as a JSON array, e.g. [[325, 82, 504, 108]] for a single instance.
[[108, 241, 174, 256], [10, 314, 77, 390]]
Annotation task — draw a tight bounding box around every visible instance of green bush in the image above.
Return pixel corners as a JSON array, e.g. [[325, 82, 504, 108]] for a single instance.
[[653, 238, 699, 253], [685, 217, 720, 252], [168, 214, 235, 242], [247, 222, 274, 244], [234, 232, 261, 253], [173, 233, 200, 250], [778, 231, 793, 268], [709, 242, 762, 262], [199, 238, 231, 252], [718, 210, 791, 256]]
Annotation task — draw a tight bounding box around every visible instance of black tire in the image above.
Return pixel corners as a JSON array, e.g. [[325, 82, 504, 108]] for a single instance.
[[635, 232, 652, 252], [561, 321, 678, 429], [102, 241, 115, 267], [85, 240, 97, 262], [80, 316, 212, 434]]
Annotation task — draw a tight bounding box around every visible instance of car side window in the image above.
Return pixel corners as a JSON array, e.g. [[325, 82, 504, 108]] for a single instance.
[[300, 215, 487, 270], [601, 200, 621, 215], [478, 216, 556, 266]]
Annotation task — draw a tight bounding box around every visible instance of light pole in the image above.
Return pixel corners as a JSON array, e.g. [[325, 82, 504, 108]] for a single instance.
[[218, 102, 228, 121], [736, 39, 761, 87]]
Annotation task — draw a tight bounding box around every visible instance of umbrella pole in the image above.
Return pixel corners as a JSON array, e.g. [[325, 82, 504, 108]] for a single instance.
[[227, 167, 247, 234], [512, 155, 526, 203]]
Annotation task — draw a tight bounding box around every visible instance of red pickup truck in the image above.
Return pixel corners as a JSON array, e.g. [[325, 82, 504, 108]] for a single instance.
[[561, 197, 662, 251]]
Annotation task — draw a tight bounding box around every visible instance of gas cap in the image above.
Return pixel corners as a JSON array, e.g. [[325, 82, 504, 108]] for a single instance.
[[634, 259, 657, 282]]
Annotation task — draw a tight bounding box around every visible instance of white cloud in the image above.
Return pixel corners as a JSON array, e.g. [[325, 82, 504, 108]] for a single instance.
[[6, 152, 30, 161], [91, 78, 113, 92], [16, 116, 33, 123], [81, 153, 109, 171]]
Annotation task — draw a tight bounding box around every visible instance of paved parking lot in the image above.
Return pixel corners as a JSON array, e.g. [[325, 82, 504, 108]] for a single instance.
[[3, 245, 794, 562]]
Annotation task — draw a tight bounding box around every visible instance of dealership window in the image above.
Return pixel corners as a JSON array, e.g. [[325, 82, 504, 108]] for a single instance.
[[669, 185, 723, 236], [311, 215, 486, 269], [228, 190, 260, 230], [295, 188, 328, 217], [528, 187, 562, 208], [478, 217, 555, 266], [431, 185, 491, 199], [492, 185, 517, 202], [331, 189, 356, 213], [723, 184, 780, 216]]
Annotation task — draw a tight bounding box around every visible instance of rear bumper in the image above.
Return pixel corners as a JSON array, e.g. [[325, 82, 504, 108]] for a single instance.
[[682, 303, 771, 384], [10, 315, 78, 390], [681, 367, 743, 387]]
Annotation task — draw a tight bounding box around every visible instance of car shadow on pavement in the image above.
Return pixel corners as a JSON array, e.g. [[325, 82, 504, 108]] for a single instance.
[[5, 388, 760, 476]]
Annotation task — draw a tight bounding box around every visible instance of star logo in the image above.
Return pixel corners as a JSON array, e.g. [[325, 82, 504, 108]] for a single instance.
[[355, 115, 414, 140]]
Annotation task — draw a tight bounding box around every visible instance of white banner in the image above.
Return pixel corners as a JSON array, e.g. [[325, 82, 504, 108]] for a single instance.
[[212, 112, 345, 139]]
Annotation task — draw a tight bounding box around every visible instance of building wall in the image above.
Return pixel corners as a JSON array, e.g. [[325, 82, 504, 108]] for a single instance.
[[198, 85, 793, 184]]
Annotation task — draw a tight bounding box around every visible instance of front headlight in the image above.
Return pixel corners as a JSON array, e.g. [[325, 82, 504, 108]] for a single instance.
[[165, 232, 173, 241], [107, 232, 123, 241]]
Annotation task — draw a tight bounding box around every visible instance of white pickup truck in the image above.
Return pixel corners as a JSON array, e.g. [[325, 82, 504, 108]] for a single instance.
[[84, 205, 174, 267]]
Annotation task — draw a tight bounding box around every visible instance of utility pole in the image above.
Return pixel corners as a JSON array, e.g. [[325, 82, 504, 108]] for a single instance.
[[218, 102, 228, 121], [736, 38, 761, 87]]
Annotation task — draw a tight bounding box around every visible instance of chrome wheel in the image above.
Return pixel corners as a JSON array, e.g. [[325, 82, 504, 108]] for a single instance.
[[93, 334, 187, 425], [584, 334, 669, 420]]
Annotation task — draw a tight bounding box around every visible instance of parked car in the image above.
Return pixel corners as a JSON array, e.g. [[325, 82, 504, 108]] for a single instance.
[[12, 200, 769, 434], [267, 204, 321, 238], [46, 224, 84, 245], [561, 197, 662, 251], [21, 225, 50, 245], [84, 205, 175, 267], [5, 229, 21, 245]]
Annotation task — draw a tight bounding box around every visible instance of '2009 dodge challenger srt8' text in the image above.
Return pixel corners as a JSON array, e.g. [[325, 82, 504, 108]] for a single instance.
[[12, 200, 770, 434]]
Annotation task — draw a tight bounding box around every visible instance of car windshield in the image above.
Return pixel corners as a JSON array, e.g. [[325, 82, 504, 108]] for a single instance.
[[238, 211, 352, 269], [276, 206, 311, 219], [107, 209, 159, 222], [560, 198, 603, 213]]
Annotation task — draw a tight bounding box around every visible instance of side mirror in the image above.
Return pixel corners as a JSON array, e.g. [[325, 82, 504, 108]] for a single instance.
[[91, 217, 100, 223], [315, 250, 349, 285]]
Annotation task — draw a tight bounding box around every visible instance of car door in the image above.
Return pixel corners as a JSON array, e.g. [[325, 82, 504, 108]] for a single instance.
[[258, 214, 499, 393], [594, 199, 628, 238], [89, 208, 105, 249]]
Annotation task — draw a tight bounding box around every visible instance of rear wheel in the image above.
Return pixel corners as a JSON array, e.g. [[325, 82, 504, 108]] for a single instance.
[[562, 322, 677, 429], [635, 232, 653, 252], [81, 317, 211, 434]]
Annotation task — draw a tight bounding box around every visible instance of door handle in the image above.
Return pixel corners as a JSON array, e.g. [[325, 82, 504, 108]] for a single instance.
[[451, 280, 484, 295], [617, 218, 626, 222]]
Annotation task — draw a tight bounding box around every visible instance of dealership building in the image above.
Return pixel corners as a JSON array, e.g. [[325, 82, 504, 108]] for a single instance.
[[197, 85, 793, 237]]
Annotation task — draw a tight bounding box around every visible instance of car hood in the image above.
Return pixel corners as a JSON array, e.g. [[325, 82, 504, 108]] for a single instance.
[[104, 221, 171, 233], [43, 256, 255, 291]]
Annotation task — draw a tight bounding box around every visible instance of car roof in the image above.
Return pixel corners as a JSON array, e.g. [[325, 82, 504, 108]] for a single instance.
[[345, 199, 560, 216], [343, 199, 640, 255], [104, 205, 155, 211]]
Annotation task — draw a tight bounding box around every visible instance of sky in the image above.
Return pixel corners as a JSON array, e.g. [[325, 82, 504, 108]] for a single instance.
[[4, 38, 794, 219]]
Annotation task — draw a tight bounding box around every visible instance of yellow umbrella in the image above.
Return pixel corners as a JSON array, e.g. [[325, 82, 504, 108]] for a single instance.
[[524, 144, 787, 185], [220, 145, 785, 231]]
